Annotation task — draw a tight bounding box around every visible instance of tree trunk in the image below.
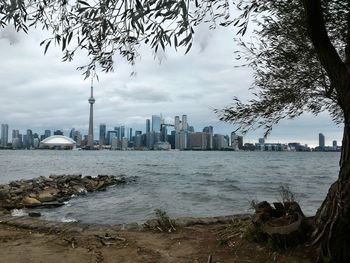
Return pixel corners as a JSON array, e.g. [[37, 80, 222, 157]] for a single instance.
[[314, 112, 350, 262]]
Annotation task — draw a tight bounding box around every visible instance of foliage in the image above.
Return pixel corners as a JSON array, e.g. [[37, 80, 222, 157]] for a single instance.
[[154, 208, 176, 232], [0, 0, 232, 78], [216, 0, 346, 136]]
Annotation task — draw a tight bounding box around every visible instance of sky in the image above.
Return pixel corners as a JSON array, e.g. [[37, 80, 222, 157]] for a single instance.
[[0, 24, 343, 147]]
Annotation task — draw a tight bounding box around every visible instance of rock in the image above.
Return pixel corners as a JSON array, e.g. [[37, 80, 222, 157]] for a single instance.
[[9, 181, 21, 188], [0, 189, 10, 199], [0, 174, 126, 210], [255, 201, 273, 214], [27, 201, 64, 208], [36, 188, 59, 202], [28, 212, 41, 217], [22, 197, 41, 206]]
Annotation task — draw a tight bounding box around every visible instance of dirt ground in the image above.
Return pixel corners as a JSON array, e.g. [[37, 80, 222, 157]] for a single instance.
[[0, 217, 320, 263]]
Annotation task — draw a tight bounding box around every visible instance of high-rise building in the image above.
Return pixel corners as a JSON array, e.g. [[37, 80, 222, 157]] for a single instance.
[[333, 140, 337, 149], [87, 81, 95, 148], [174, 116, 180, 133], [120, 125, 125, 139], [44, 130, 51, 139], [152, 115, 161, 132], [129, 128, 132, 140], [182, 115, 188, 131], [146, 119, 151, 133], [26, 129, 33, 149], [203, 126, 213, 135], [319, 133, 325, 149], [12, 129, 19, 140], [69, 128, 75, 139], [99, 124, 106, 145], [188, 132, 207, 150], [107, 130, 118, 145], [231, 132, 239, 151], [1, 124, 8, 147]]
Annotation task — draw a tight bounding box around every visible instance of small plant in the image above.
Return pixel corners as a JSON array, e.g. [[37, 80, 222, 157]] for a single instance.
[[154, 208, 176, 232], [279, 185, 296, 204], [249, 199, 259, 211]]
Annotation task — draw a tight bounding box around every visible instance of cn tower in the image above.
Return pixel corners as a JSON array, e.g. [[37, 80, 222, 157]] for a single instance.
[[87, 80, 95, 148]]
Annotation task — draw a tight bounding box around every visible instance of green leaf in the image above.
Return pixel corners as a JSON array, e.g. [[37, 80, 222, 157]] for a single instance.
[[78, 0, 90, 6], [44, 40, 51, 54]]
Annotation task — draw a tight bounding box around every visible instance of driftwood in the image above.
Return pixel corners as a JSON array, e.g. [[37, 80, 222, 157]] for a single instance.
[[251, 201, 312, 249]]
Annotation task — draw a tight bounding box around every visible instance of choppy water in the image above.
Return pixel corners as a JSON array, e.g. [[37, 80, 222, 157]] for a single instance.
[[0, 150, 340, 224]]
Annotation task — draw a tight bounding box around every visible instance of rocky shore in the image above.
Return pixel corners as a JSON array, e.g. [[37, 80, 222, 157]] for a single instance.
[[0, 174, 126, 210]]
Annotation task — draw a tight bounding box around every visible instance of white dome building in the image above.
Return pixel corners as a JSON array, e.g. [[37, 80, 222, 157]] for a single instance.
[[40, 135, 76, 149]]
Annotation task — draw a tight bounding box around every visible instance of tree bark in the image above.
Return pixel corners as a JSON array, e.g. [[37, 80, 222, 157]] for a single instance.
[[301, 1, 350, 261], [313, 107, 350, 262]]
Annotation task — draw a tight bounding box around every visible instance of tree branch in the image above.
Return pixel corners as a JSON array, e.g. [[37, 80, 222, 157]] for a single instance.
[[302, 0, 347, 92]]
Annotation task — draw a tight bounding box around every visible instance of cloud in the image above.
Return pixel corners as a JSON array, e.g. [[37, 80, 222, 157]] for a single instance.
[[0, 22, 343, 147], [0, 26, 20, 45]]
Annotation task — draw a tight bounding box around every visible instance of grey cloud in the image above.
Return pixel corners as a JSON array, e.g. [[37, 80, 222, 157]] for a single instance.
[[0, 26, 20, 45], [0, 22, 343, 147]]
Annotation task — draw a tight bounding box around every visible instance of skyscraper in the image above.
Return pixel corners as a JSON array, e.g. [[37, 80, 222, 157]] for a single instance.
[[182, 115, 188, 131], [146, 119, 151, 133], [174, 116, 180, 132], [88, 81, 95, 148], [99, 123, 106, 145], [152, 115, 161, 132], [319, 133, 325, 149], [26, 129, 33, 149], [1, 124, 8, 147], [44, 130, 51, 139]]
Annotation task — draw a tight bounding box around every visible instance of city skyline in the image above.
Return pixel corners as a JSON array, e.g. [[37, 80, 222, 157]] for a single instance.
[[0, 26, 343, 147], [0, 113, 342, 149]]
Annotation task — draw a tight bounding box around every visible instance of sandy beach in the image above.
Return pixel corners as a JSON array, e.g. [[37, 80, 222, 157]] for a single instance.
[[0, 213, 319, 263]]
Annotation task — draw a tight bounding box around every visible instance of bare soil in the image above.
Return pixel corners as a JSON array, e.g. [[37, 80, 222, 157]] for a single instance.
[[0, 217, 320, 263]]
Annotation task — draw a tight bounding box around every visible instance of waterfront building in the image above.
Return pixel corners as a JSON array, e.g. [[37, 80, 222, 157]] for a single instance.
[[319, 133, 325, 149], [54, 130, 64, 136], [1, 124, 9, 147], [12, 137, 21, 149], [129, 128, 133, 141], [44, 130, 51, 139], [231, 132, 239, 151], [69, 128, 75, 139], [107, 130, 118, 145], [146, 131, 155, 149], [161, 125, 168, 142], [175, 130, 188, 150], [174, 116, 180, 133], [152, 115, 161, 132], [87, 82, 95, 148], [33, 138, 40, 149], [12, 129, 19, 140], [333, 140, 337, 149], [153, 141, 171, 150], [146, 119, 151, 133], [213, 134, 227, 150], [182, 115, 188, 131], [99, 123, 106, 145], [203, 126, 213, 135], [26, 129, 33, 149], [40, 135, 76, 149], [120, 125, 125, 139], [188, 132, 207, 150]]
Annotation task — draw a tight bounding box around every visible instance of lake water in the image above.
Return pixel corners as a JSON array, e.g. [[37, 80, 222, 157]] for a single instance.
[[0, 150, 340, 224]]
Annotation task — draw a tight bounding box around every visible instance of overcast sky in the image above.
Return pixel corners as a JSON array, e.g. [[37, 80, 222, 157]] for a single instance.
[[0, 24, 343, 147]]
